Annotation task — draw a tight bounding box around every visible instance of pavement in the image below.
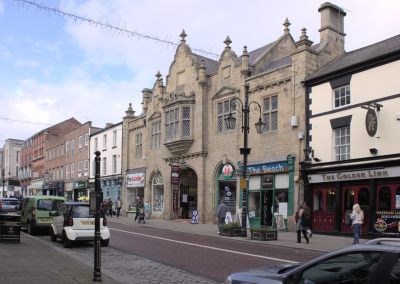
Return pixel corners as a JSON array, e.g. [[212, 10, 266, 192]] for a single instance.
[[0, 215, 362, 283]]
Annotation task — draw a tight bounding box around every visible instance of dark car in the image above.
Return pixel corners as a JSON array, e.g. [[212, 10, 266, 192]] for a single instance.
[[225, 238, 400, 284], [0, 198, 20, 213]]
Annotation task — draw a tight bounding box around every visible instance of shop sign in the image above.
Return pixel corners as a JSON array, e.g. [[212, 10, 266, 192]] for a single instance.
[[308, 166, 400, 184], [222, 164, 234, 179], [74, 181, 86, 189], [126, 172, 145, 188], [373, 211, 400, 235], [173, 189, 178, 210], [246, 161, 288, 176], [171, 166, 180, 185]]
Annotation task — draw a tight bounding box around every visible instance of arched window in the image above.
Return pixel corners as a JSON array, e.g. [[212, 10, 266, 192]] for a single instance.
[[395, 187, 400, 210], [344, 189, 354, 211], [152, 171, 164, 212], [358, 188, 369, 211], [378, 187, 391, 210], [326, 190, 336, 212]]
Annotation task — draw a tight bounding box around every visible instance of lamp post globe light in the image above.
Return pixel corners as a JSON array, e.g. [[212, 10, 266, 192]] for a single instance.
[[225, 84, 265, 237]]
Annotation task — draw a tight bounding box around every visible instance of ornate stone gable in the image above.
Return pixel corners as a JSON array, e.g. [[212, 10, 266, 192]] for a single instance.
[[147, 111, 161, 122], [160, 90, 196, 108], [212, 86, 240, 101]]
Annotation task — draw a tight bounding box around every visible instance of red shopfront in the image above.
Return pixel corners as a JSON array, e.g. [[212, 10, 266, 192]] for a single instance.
[[306, 164, 400, 235]]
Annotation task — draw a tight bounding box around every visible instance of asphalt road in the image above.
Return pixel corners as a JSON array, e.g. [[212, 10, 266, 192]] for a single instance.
[[107, 222, 323, 282]]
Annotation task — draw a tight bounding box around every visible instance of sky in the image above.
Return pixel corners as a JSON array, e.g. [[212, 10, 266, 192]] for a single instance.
[[0, 0, 399, 145]]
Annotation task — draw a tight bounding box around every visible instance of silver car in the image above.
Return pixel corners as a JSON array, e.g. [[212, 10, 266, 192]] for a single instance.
[[0, 198, 20, 213], [225, 238, 400, 284]]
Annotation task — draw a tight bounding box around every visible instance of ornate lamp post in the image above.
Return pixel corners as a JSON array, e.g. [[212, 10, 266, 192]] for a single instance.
[[225, 84, 265, 237]]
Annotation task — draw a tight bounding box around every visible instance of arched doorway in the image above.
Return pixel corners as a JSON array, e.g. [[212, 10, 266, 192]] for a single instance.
[[179, 168, 197, 219]]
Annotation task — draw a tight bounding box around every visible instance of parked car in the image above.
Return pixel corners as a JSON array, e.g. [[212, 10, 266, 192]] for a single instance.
[[224, 238, 400, 284], [0, 197, 20, 213], [50, 202, 110, 248], [19, 195, 66, 235]]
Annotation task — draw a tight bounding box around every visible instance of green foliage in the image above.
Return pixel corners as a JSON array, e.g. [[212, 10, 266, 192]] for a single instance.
[[222, 222, 241, 230], [250, 226, 275, 233]]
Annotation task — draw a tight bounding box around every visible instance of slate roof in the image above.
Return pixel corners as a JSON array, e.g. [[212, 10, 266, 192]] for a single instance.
[[257, 55, 292, 73], [248, 41, 277, 65], [193, 54, 219, 75], [305, 34, 400, 83]]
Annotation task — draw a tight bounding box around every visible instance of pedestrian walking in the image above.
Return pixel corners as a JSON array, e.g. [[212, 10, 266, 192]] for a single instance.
[[134, 197, 144, 221], [295, 202, 310, 244], [216, 199, 228, 235], [350, 203, 364, 244], [107, 198, 113, 217], [116, 196, 123, 218]]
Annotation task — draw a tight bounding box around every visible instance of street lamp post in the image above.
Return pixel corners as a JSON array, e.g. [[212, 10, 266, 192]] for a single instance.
[[225, 84, 265, 237], [2, 169, 5, 198]]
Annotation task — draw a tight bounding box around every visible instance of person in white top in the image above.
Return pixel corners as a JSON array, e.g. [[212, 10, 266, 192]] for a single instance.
[[350, 203, 364, 244]]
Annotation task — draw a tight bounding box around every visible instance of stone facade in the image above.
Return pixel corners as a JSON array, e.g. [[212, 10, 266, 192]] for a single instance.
[[121, 3, 346, 229]]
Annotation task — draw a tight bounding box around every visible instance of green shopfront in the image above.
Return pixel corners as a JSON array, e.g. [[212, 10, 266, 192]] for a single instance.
[[247, 156, 295, 229]]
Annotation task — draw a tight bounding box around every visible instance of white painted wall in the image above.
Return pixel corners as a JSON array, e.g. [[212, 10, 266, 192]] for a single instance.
[[310, 60, 400, 162]]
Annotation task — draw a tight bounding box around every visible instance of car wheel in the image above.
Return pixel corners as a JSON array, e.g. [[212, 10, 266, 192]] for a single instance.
[[50, 228, 57, 242], [62, 232, 72, 248], [100, 239, 109, 247], [27, 221, 36, 235]]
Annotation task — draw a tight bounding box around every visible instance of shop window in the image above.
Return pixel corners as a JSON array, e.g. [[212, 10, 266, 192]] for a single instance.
[[315, 191, 323, 211], [274, 190, 288, 214], [344, 189, 354, 211], [152, 172, 164, 212], [248, 191, 260, 218], [327, 190, 336, 212], [396, 187, 400, 210], [378, 187, 391, 210], [358, 188, 369, 211]]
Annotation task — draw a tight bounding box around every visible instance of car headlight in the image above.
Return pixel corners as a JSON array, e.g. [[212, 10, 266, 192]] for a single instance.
[[224, 276, 232, 284]]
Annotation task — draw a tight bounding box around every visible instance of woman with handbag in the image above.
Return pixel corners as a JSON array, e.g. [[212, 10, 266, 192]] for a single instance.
[[295, 202, 310, 244], [350, 204, 364, 244]]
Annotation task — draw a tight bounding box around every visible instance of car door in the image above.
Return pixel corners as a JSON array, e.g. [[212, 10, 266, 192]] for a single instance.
[[286, 251, 388, 284], [19, 198, 29, 227]]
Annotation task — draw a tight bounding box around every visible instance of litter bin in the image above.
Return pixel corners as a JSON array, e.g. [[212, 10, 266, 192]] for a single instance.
[[0, 213, 21, 243]]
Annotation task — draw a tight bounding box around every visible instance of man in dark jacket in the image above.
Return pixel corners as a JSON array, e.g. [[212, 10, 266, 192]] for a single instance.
[[216, 199, 228, 234]]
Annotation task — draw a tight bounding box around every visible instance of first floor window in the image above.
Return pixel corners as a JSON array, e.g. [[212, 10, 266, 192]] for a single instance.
[[263, 95, 278, 133], [217, 99, 236, 133], [102, 157, 107, 175], [334, 126, 350, 161], [135, 133, 142, 159], [112, 155, 117, 174], [66, 165, 70, 180], [151, 121, 161, 149], [165, 107, 179, 141], [84, 160, 88, 176]]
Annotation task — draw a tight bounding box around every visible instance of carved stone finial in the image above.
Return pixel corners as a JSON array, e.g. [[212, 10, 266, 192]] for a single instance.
[[283, 17, 291, 33], [156, 70, 162, 80], [180, 29, 187, 43], [224, 36, 232, 48], [125, 103, 135, 117], [300, 27, 308, 40], [242, 45, 248, 56]]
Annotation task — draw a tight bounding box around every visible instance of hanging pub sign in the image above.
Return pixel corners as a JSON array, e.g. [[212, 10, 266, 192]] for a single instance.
[[366, 108, 378, 137], [171, 165, 180, 185], [222, 164, 234, 179], [373, 211, 400, 235]]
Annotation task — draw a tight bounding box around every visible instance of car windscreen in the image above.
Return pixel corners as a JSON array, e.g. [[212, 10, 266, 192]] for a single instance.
[[71, 205, 94, 218], [36, 199, 64, 211], [2, 199, 20, 206]]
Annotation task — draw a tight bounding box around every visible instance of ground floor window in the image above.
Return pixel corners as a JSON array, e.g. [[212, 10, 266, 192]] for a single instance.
[[218, 180, 236, 215], [152, 172, 164, 212]]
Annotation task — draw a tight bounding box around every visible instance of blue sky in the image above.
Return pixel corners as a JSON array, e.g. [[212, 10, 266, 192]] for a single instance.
[[0, 0, 399, 144]]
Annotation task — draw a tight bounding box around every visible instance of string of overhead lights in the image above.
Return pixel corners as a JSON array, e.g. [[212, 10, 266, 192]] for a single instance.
[[0, 117, 51, 126], [5, 0, 220, 59]]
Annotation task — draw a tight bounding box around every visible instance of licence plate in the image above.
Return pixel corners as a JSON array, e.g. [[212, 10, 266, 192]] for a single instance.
[[81, 220, 95, 225], [37, 217, 52, 223]]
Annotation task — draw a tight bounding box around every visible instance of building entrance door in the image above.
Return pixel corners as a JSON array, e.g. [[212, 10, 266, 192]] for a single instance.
[[179, 168, 197, 219]]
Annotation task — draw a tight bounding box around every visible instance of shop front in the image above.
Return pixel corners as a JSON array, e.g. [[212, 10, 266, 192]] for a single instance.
[[101, 177, 122, 206], [30, 179, 44, 196], [305, 162, 400, 236], [216, 163, 237, 218], [246, 158, 293, 229], [126, 170, 145, 211], [42, 181, 64, 196], [73, 181, 87, 201]]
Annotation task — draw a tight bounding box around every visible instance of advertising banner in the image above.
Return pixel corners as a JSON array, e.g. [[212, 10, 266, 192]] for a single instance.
[[126, 172, 145, 188], [373, 211, 400, 235]]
